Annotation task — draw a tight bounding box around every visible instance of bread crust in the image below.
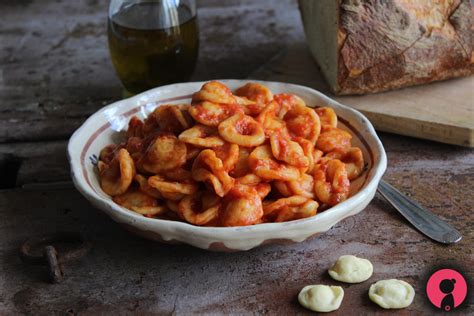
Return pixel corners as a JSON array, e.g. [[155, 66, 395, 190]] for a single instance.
[[335, 0, 473, 95]]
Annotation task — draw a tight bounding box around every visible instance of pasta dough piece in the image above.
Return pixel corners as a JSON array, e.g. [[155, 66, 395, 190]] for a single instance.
[[213, 143, 239, 172], [275, 199, 318, 222], [218, 113, 265, 147], [113, 189, 167, 216], [298, 285, 344, 313], [294, 137, 323, 174], [273, 181, 293, 197], [269, 132, 309, 169], [152, 104, 192, 133], [185, 144, 201, 161], [140, 134, 187, 173], [263, 195, 310, 216], [178, 193, 221, 226], [189, 101, 242, 126], [328, 255, 373, 283], [179, 125, 225, 147], [288, 174, 315, 199], [126, 116, 144, 138], [317, 127, 352, 153], [369, 279, 415, 309], [313, 159, 350, 206], [274, 174, 315, 199], [221, 183, 263, 226], [236, 173, 262, 185], [235, 82, 273, 105], [135, 174, 161, 199], [163, 168, 193, 182], [315, 107, 337, 131], [274, 93, 306, 118], [148, 175, 198, 196], [230, 146, 252, 177], [234, 82, 273, 115], [282, 102, 321, 144], [192, 81, 236, 104], [248, 145, 300, 181], [125, 137, 144, 162], [192, 149, 235, 197], [325, 148, 365, 180], [256, 100, 289, 137], [99, 148, 136, 196]]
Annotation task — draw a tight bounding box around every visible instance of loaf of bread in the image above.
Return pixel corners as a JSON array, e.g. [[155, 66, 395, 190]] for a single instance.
[[299, 0, 473, 95]]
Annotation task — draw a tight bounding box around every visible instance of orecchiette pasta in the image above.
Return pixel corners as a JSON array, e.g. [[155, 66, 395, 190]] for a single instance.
[[295, 137, 323, 174], [218, 113, 265, 147], [317, 127, 352, 153], [274, 93, 305, 118], [188, 101, 242, 127], [274, 199, 318, 222], [288, 174, 316, 199], [315, 107, 338, 131], [139, 134, 186, 173], [178, 193, 221, 225], [179, 125, 225, 147], [263, 195, 310, 216], [235, 83, 273, 105], [192, 81, 236, 104], [151, 104, 192, 134], [234, 83, 273, 115], [313, 159, 350, 206], [213, 143, 239, 172], [369, 279, 415, 309], [148, 175, 198, 196], [99, 148, 136, 196], [135, 174, 161, 199], [221, 184, 263, 226], [126, 116, 144, 138], [270, 131, 309, 169], [192, 149, 235, 197], [325, 147, 365, 180], [113, 189, 167, 216], [298, 285, 344, 313], [283, 103, 321, 145], [97, 81, 366, 226], [230, 146, 252, 177], [248, 145, 300, 181], [256, 100, 288, 137], [328, 255, 373, 283]]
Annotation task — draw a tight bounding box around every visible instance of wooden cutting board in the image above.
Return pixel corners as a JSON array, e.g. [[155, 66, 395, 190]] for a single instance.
[[249, 42, 474, 147]]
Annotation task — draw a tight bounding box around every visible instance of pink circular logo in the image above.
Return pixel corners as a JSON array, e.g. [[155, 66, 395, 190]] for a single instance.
[[426, 269, 467, 311]]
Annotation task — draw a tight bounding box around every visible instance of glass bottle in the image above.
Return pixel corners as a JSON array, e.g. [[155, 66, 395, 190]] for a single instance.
[[108, 0, 199, 95]]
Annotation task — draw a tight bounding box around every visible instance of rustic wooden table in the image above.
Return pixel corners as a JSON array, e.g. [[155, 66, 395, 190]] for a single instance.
[[1, 0, 472, 314]]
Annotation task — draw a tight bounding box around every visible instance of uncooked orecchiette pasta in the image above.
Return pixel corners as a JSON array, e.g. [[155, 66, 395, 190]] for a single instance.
[[97, 81, 365, 227], [328, 255, 373, 283], [369, 279, 415, 309], [298, 285, 344, 312]]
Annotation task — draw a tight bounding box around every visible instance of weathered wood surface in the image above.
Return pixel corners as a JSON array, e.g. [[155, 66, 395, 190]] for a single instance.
[[0, 0, 302, 143], [1, 149, 473, 314], [0, 0, 473, 314]]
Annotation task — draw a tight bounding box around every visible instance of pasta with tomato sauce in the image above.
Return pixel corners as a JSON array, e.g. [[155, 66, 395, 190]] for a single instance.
[[97, 81, 365, 226]]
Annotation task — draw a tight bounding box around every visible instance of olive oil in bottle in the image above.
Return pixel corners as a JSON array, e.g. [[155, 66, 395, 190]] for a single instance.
[[108, 1, 199, 95]]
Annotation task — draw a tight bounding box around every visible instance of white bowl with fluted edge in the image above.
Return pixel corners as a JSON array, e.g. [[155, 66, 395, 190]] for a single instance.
[[68, 80, 387, 251]]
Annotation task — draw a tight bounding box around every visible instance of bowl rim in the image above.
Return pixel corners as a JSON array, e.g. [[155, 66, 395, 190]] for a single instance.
[[68, 79, 387, 237]]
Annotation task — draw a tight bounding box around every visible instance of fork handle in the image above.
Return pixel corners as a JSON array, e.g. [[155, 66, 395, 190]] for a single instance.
[[377, 180, 462, 244]]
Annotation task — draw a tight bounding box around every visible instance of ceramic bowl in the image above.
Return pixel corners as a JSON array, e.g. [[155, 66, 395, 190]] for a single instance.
[[68, 80, 387, 251]]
